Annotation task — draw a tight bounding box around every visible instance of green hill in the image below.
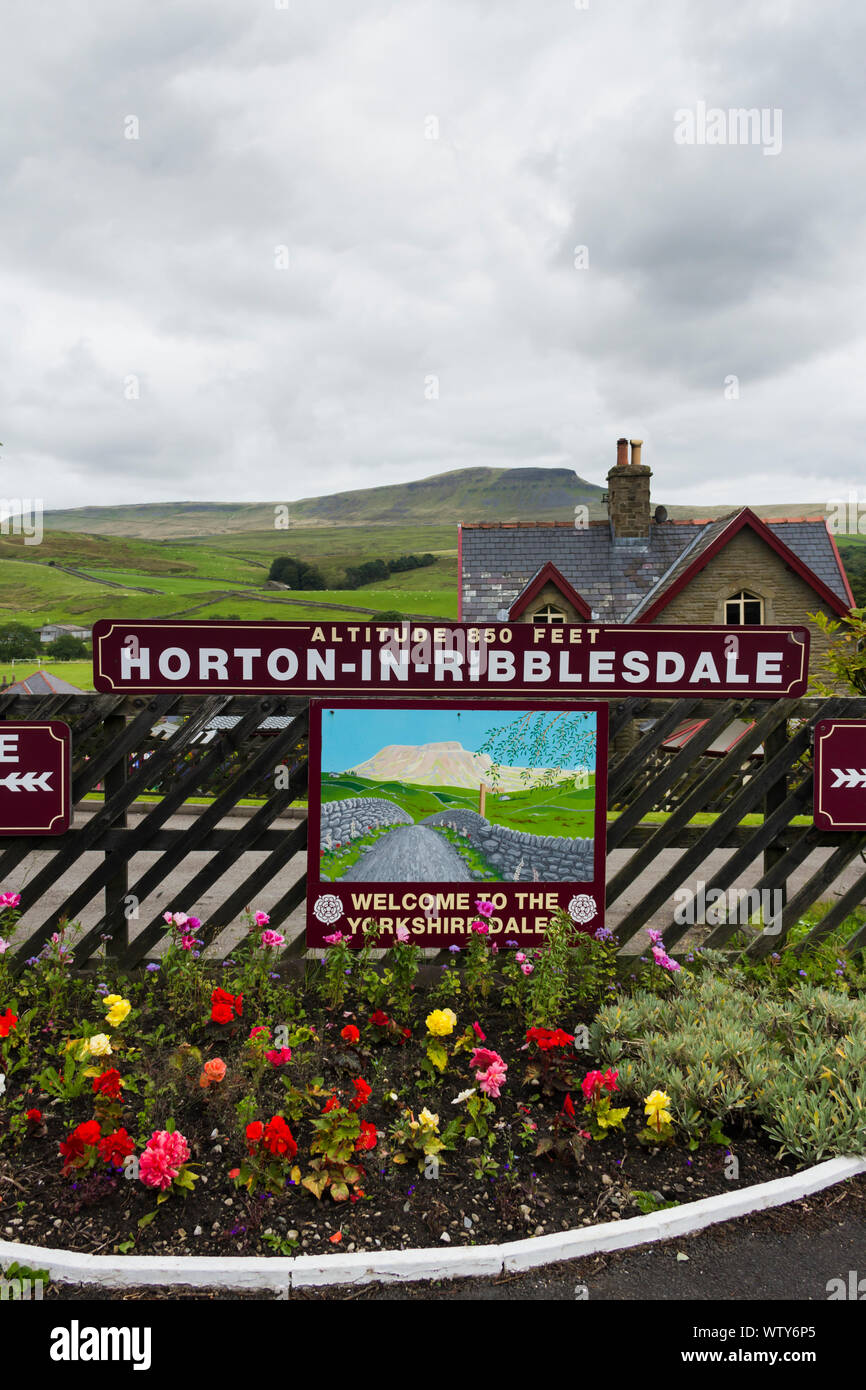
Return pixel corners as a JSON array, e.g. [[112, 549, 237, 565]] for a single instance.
[[41, 466, 604, 538]]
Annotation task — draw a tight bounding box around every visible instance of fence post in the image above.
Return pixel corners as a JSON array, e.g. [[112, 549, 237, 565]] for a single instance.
[[103, 711, 129, 960], [762, 714, 789, 917]]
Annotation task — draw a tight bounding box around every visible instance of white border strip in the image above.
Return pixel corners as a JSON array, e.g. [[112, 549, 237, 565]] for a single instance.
[[2, 1156, 864, 1291]]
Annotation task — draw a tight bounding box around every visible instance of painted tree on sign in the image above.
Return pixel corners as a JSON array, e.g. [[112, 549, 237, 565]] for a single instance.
[[477, 711, 597, 790]]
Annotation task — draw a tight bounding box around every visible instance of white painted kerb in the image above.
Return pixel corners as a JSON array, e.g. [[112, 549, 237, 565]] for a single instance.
[[1, 1155, 863, 1291]]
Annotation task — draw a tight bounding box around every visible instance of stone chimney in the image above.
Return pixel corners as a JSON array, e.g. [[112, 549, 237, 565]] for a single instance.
[[606, 437, 652, 538]]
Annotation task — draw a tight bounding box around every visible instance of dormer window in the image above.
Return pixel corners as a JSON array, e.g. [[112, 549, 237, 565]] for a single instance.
[[531, 603, 567, 625], [725, 590, 764, 625]]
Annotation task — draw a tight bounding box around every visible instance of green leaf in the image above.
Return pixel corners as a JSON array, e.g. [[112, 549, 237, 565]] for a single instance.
[[137, 1209, 159, 1230], [426, 1042, 448, 1072]]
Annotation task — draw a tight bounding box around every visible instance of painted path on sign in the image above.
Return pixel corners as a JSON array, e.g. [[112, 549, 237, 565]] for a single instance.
[[339, 823, 474, 882]]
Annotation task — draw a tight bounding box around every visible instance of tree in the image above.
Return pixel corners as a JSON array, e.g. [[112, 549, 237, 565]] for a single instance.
[[48, 634, 89, 660], [267, 556, 326, 590], [0, 623, 41, 660], [809, 608, 866, 694]]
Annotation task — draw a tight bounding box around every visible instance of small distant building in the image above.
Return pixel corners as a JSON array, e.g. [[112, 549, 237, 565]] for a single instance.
[[39, 623, 91, 644], [0, 669, 87, 695]]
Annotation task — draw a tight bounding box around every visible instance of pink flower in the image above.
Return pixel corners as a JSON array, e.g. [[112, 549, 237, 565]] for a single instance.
[[187, 916, 202, 930], [265, 1047, 292, 1067], [323, 931, 343, 945], [0, 938, 8, 955], [477, 1059, 508, 1098], [172, 913, 189, 928], [472, 1021, 486, 1041], [0, 893, 21, 908], [139, 1130, 190, 1191], [180, 935, 198, 951], [260, 929, 286, 950], [652, 943, 681, 972], [254, 911, 270, 926], [163, 911, 174, 924], [395, 924, 410, 943], [475, 899, 494, 918], [470, 1046, 503, 1071], [470, 920, 489, 936], [520, 963, 533, 976], [515, 952, 526, 963]]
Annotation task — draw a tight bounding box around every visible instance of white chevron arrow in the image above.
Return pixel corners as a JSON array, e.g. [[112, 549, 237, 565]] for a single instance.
[[830, 767, 866, 789], [0, 770, 53, 792]]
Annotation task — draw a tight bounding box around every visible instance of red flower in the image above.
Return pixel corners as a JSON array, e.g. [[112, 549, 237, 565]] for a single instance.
[[350, 1078, 372, 1110], [472, 1021, 486, 1041], [341, 1024, 360, 1044], [562, 1093, 575, 1119], [92, 1068, 123, 1100], [355, 1120, 378, 1152], [26, 1108, 42, 1124], [211, 987, 242, 1025], [59, 1119, 102, 1174], [526, 1026, 574, 1051], [323, 1095, 341, 1113], [98, 1128, 135, 1166], [262, 1116, 297, 1159], [368, 1010, 391, 1027], [245, 1120, 264, 1154], [0, 1008, 18, 1037]]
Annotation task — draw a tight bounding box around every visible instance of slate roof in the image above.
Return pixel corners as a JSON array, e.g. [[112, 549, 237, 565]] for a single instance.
[[2, 669, 87, 694], [460, 514, 852, 624]]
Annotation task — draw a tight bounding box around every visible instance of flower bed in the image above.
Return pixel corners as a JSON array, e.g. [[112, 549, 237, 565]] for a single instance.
[[1, 900, 866, 1261]]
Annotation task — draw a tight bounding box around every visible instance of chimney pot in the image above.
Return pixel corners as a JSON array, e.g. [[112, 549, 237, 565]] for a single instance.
[[630, 439, 643, 467], [616, 437, 629, 468]]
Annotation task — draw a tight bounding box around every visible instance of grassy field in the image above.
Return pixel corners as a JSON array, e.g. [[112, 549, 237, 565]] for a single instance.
[[321, 773, 597, 837], [0, 659, 95, 690], [0, 526, 458, 626]]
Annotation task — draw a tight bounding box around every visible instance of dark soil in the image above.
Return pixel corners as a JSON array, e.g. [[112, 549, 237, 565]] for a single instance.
[[0, 1000, 802, 1263]]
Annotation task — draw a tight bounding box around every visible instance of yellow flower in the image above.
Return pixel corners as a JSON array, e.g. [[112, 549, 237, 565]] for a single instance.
[[426, 1009, 457, 1037], [644, 1089, 672, 1131], [105, 998, 131, 1027], [88, 1033, 113, 1057]]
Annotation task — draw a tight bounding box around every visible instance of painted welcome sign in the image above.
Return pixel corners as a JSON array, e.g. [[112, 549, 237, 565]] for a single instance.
[[305, 698, 609, 948], [92, 620, 810, 697]]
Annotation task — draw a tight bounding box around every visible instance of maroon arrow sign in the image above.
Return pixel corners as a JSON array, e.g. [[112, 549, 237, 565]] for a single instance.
[[0, 722, 72, 836], [814, 720, 866, 831]]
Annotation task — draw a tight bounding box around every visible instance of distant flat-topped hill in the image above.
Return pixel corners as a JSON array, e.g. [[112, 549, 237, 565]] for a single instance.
[[40, 464, 831, 539], [42, 467, 604, 538]]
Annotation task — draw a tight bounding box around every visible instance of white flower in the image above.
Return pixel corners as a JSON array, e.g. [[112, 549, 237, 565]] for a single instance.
[[451, 1088, 476, 1105]]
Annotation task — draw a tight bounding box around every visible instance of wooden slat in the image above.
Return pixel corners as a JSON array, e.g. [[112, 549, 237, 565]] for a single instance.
[[659, 698, 851, 949], [606, 700, 793, 912], [67, 706, 308, 965], [10, 696, 254, 965], [607, 698, 701, 800], [607, 700, 743, 852], [741, 833, 866, 959], [120, 760, 309, 967]]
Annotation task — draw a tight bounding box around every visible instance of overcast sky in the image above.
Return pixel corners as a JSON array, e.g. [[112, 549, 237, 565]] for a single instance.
[[2, 0, 864, 513]]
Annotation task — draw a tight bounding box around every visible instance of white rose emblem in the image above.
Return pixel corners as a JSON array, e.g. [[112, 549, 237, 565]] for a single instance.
[[313, 893, 344, 926], [568, 893, 597, 924]]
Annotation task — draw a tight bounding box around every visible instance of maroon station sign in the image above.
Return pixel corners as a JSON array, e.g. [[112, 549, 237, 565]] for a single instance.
[[0, 722, 71, 836], [814, 720, 866, 831], [92, 620, 810, 698]]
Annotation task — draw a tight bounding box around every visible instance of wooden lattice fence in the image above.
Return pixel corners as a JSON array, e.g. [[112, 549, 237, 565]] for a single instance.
[[1, 692, 865, 968]]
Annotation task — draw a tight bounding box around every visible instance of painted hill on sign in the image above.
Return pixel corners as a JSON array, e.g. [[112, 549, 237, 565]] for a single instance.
[[344, 740, 582, 791]]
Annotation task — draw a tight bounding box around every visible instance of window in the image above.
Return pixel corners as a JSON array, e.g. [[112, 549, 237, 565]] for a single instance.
[[725, 590, 764, 625], [531, 603, 567, 625]]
